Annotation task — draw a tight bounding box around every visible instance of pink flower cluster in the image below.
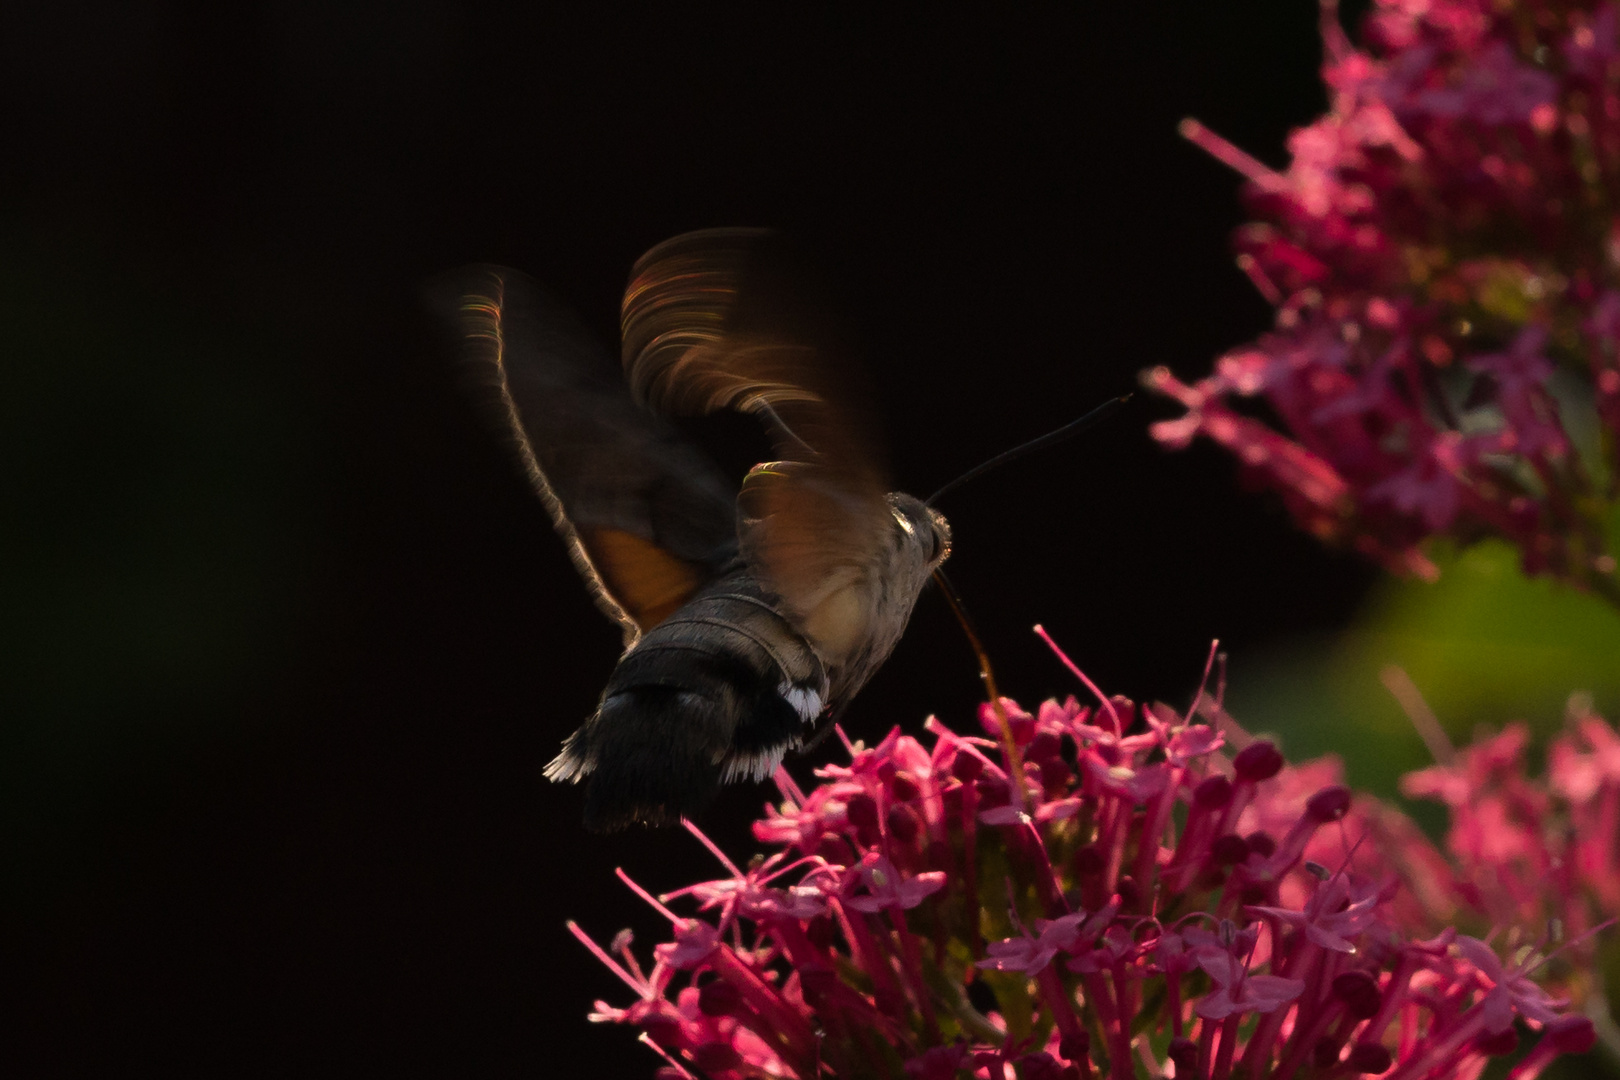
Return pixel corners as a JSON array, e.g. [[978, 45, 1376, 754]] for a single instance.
[[1147, 0, 1620, 600], [571, 640, 1609, 1079], [1397, 694, 1620, 969]]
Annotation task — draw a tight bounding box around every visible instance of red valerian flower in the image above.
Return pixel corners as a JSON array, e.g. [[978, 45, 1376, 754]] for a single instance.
[[845, 852, 946, 913], [977, 903, 1116, 976], [1191, 941, 1307, 1020], [569, 634, 1613, 1078], [1248, 870, 1383, 953], [1148, 0, 1620, 605]]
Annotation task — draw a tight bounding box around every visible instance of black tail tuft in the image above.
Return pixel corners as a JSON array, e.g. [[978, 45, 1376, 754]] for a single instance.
[[574, 687, 726, 831]]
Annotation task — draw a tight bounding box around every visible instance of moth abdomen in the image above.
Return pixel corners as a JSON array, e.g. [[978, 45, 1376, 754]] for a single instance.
[[546, 572, 828, 830]]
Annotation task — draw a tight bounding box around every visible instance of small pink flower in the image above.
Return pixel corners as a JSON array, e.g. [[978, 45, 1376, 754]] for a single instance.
[[1193, 946, 1307, 1019], [653, 919, 719, 970], [1083, 756, 1171, 803], [1456, 935, 1568, 1032], [1250, 871, 1382, 953], [843, 852, 945, 913], [980, 902, 1118, 975]]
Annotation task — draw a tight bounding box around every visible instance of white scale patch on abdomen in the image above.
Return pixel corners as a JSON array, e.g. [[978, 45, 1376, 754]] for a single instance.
[[778, 682, 824, 723], [720, 744, 792, 784]]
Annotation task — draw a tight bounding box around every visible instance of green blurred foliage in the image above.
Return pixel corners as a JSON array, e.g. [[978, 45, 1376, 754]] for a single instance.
[[1227, 533, 1620, 800]]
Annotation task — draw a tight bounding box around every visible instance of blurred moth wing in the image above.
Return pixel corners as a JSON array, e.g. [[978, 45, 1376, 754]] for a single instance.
[[621, 231, 938, 698], [439, 265, 738, 641], [437, 230, 950, 828]]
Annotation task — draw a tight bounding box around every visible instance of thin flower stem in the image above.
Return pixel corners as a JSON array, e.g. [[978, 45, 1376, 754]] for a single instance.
[[960, 779, 982, 967], [1100, 798, 1128, 896], [1021, 818, 1068, 917], [1215, 779, 1258, 839], [1177, 117, 1284, 188], [1036, 964, 1088, 1059], [1211, 1014, 1242, 1080], [1079, 968, 1133, 1080], [1362, 952, 1418, 1047], [1380, 665, 1456, 766], [1111, 966, 1138, 1079], [615, 868, 680, 922], [1196, 1015, 1217, 1079], [1185, 639, 1221, 726], [1081, 969, 1119, 1043], [1241, 940, 1316, 1078], [1167, 801, 1217, 896], [840, 905, 908, 1023], [1035, 624, 1123, 735], [708, 945, 819, 1067], [887, 907, 939, 1040], [1269, 996, 1343, 1080], [679, 818, 743, 877], [937, 973, 1007, 1045], [565, 921, 642, 994], [638, 1032, 698, 1079], [1135, 766, 1181, 907]]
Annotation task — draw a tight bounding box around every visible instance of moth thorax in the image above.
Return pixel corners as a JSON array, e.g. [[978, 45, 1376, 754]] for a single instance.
[[802, 578, 874, 663], [803, 492, 950, 705]]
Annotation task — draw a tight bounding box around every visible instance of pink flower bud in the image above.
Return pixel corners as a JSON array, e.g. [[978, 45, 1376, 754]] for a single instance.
[[1234, 741, 1284, 781], [1193, 774, 1234, 808], [1543, 1015, 1598, 1055], [697, 979, 742, 1017], [1305, 785, 1352, 822], [951, 752, 983, 782], [1332, 970, 1382, 1018], [890, 771, 921, 802], [1345, 1042, 1392, 1074], [844, 792, 878, 830], [1211, 833, 1250, 865], [886, 803, 921, 844]]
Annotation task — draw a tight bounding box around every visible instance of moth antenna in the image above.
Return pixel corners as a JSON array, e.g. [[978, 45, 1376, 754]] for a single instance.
[[926, 394, 1132, 506], [749, 396, 819, 458]]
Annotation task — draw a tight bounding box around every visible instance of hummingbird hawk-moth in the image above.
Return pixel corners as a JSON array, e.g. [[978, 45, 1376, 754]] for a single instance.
[[437, 230, 951, 830]]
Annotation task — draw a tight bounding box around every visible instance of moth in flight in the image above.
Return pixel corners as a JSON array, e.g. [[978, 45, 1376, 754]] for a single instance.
[[437, 230, 950, 829]]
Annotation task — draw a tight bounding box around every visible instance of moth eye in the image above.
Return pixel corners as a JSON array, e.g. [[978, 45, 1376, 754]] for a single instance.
[[926, 528, 943, 563]]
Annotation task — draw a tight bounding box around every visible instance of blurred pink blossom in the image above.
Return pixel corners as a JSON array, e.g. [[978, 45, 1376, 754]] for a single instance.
[[1149, 0, 1620, 603]]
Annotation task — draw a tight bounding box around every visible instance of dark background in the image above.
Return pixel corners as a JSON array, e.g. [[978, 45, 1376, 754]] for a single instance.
[[3, 3, 1378, 1074]]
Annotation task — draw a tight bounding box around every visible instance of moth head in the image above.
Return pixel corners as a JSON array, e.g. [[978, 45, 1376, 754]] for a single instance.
[[887, 492, 952, 572]]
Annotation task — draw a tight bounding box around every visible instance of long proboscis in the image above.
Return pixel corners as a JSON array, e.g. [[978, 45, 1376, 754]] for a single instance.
[[925, 394, 1132, 507], [930, 567, 999, 707], [933, 566, 1030, 771]]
